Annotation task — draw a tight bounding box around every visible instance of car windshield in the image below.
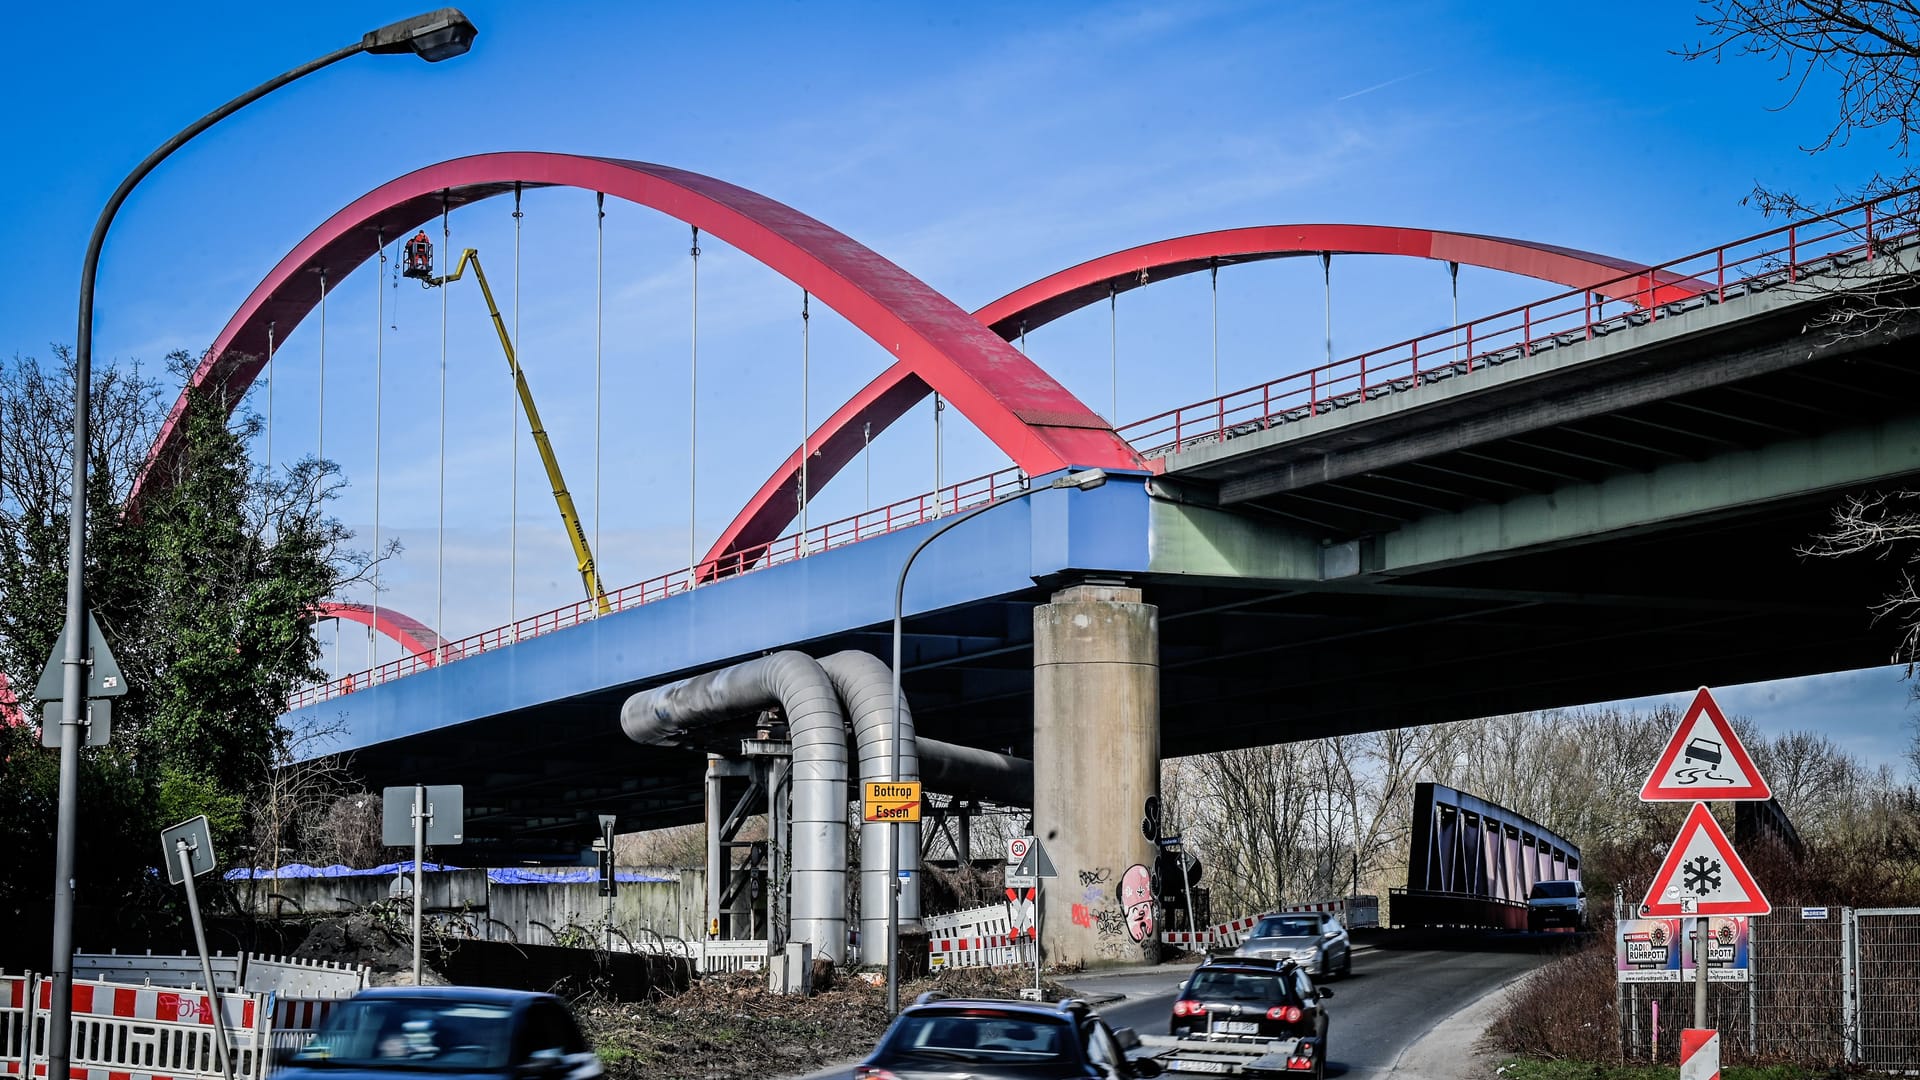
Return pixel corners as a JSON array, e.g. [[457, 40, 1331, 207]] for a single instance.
[[1530, 881, 1578, 899], [1252, 916, 1321, 938], [885, 1009, 1075, 1065], [1187, 970, 1297, 1006], [293, 997, 515, 1071]]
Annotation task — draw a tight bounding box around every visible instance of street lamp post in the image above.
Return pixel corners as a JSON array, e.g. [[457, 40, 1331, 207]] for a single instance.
[[48, 12, 477, 1080], [886, 467, 1108, 1014]]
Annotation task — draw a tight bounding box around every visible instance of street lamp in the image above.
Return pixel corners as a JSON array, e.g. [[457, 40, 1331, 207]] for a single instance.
[[49, 12, 478, 1080], [886, 467, 1109, 1013]]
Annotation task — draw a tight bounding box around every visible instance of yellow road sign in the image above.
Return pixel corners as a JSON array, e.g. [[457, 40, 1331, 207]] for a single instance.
[[863, 781, 923, 822]]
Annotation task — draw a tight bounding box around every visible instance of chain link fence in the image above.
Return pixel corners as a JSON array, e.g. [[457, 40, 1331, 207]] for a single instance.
[[1617, 906, 1917, 1069], [1853, 908, 1920, 1071]]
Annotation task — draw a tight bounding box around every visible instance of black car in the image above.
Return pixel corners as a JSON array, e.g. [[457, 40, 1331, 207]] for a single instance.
[[1169, 959, 1332, 1071], [276, 986, 603, 1080], [857, 994, 1161, 1079]]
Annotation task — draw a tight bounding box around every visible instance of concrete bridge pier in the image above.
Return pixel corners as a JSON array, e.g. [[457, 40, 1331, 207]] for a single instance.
[[1033, 582, 1160, 967]]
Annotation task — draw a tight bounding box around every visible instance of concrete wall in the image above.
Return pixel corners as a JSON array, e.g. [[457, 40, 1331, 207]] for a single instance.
[[243, 868, 706, 947]]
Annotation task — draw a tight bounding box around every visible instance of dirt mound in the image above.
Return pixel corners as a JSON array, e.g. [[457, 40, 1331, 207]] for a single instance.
[[577, 966, 1077, 1080], [292, 912, 448, 985]]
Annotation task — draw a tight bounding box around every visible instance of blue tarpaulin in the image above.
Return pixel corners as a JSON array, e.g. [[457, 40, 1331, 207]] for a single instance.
[[224, 862, 670, 884]]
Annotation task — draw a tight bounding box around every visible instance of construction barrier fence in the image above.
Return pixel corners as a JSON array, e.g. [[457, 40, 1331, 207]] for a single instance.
[[2, 953, 370, 1080]]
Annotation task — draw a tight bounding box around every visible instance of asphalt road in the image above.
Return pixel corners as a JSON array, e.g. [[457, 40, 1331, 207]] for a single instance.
[[1064, 941, 1554, 1078], [793, 936, 1564, 1080]]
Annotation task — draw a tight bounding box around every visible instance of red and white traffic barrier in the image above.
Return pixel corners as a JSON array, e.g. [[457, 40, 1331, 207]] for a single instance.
[[1160, 930, 1216, 948], [1680, 1029, 1720, 1080], [925, 903, 1026, 969], [1, 975, 31, 1080], [28, 977, 266, 1080]]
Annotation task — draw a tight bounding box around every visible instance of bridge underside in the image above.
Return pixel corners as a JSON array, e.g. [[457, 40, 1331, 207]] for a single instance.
[[323, 275, 1920, 863]]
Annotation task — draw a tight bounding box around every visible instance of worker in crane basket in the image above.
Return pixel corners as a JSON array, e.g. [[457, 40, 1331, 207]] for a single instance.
[[403, 230, 434, 279]]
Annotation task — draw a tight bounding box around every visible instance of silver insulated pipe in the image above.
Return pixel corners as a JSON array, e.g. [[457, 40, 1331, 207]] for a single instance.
[[819, 650, 922, 964], [620, 650, 849, 962]]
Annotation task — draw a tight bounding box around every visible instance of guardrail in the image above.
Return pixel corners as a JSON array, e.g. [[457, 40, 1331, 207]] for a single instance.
[[1115, 188, 1920, 458]]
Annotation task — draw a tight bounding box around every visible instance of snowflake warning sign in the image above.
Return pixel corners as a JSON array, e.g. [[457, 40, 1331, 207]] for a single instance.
[[1640, 802, 1771, 917]]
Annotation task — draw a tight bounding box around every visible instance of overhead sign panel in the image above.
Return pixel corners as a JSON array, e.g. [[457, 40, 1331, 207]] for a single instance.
[[1640, 802, 1771, 917], [1641, 687, 1771, 802]]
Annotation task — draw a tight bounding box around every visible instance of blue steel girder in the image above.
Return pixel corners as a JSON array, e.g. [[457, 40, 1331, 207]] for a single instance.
[[284, 472, 1153, 758]]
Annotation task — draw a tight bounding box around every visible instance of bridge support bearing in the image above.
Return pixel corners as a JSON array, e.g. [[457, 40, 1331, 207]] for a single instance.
[[1033, 583, 1160, 968]]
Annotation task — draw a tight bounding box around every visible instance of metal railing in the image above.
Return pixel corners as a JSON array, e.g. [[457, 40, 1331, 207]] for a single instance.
[[1115, 188, 1919, 458], [288, 466, 1029, 710]]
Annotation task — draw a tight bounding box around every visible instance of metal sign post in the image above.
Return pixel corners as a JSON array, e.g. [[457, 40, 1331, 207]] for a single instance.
[[1694, 916, 1708, 1031], [412, 785, 426, 985], [598, 814, 618, 952], [1160, 835, 1197, 936], [381, 784, 464, 986], [159, 816, 230, 1080]]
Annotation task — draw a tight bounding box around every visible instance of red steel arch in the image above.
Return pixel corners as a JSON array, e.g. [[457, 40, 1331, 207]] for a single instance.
[[703, 224, 1708, 571], [130, 152, 1143, 514], [314, 602, 445, 663]]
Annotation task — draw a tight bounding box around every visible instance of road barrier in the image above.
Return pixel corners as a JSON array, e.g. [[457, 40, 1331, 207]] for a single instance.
[[30, 976, 265, 1080], [1, 976, 29, 1080], [2, 953, 371, 1080], [695, 940, 771, 974], [925, 904, 1027, 969]]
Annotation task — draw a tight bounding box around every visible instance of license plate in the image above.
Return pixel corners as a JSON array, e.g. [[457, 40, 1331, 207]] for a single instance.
[[1212, 1021, 1260, 1035], [1168, 1061, 1232, 1074]]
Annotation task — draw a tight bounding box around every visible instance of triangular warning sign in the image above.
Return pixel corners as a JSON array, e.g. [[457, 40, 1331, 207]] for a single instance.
[[1011, 838, 1057, 880], [1640, 687, 1770, 801], [1640, 802, 1770, 917]]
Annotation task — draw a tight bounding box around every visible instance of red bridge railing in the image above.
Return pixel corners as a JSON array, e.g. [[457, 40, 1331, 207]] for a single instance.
[[292, 188, 1917, 710], [1114, 188, 1916, 456], [287, 466, 1029, 710]]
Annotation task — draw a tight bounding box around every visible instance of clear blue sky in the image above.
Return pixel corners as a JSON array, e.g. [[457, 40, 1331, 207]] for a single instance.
[[1, 2, 1912, 767]]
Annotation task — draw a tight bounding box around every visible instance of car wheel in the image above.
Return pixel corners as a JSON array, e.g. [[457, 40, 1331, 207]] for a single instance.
[[1340, 948, 1351, 977]]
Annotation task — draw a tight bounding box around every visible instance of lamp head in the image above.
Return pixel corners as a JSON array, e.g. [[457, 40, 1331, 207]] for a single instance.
[[363, 8, 478, 62], [1052, 468, 1108, 491]]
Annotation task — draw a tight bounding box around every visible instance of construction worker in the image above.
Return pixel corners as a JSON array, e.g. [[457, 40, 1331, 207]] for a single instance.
[[404, 230, 433, 278]]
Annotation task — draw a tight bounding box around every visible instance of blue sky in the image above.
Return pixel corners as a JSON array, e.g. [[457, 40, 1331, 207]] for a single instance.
[[2, 2, 1914, 767]]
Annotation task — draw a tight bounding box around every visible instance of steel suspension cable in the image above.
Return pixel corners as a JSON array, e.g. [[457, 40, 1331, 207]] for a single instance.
[[800, 289, 809, 548], [265, 321, 275, 474], [438, 193, 449, 664], [933, 392, 943, 517], [1210, 258, 1219, 398], [689, 225, 700, 584], [317, 269, 327, 463], [594, 191, 605, 600], [510, 185, 523, 634], [373, 230, 385, 673], [1109, 282, 1118, 423], [1449, 260, 1460, 356], [1321, 252, 1333, 365]]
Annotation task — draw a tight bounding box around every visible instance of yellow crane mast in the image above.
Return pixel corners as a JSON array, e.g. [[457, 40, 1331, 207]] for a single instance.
[[406, 236, 610, 615]]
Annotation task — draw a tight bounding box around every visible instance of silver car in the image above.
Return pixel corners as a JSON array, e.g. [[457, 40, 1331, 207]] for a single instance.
[[1233, 912, 1351, 977]]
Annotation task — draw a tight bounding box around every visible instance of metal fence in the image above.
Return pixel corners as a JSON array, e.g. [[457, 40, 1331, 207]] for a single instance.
[[1853, 907, 1920, 1071], [1618, 906, 1919, 1070]]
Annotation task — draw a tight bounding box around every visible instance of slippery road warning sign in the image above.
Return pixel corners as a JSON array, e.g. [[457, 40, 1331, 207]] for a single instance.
[[1640, 687, 1772, 802], [1640, 802, 1771, 917]]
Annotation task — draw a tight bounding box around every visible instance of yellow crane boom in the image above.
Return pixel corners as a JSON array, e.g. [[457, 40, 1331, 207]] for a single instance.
[[426, 248, 610, 615]]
